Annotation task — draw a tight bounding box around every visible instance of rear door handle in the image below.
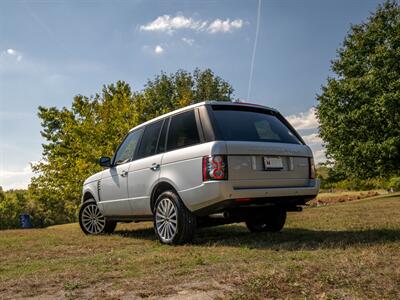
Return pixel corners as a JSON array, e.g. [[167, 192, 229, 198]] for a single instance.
[[150, 163, 160, 171], [121, 170, 128, 177]]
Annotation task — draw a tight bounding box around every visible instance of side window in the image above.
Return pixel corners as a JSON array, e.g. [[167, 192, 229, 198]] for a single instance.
[[167, 110, 200, 151], [136, 120, 163, 159], [113, 128, 143, 165]]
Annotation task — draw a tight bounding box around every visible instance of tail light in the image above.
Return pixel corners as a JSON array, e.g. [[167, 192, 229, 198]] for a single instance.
[[309, 157, 316, 179], [203, 155, 228, 181]]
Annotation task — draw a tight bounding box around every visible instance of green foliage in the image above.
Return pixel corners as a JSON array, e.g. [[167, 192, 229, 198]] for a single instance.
[[330, 178, 389, 191], [0, 189, 33, 229], [317, 163, 347, 189], [0, 186, 5, 203], [316, 1, 400, 179], [316, 164, 397, 191], [388, 177, 400, 191], [29, 69, 234, 226]]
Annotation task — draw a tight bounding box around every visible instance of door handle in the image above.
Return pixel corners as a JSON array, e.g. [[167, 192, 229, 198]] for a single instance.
[[150, 163, 160, 171], [120, 170, 128, 177]]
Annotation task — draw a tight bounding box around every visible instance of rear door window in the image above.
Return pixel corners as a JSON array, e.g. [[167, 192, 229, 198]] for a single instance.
[[211, 106, 301, 144], [136, 120, 164, 159], [167, 110, 200, 151]]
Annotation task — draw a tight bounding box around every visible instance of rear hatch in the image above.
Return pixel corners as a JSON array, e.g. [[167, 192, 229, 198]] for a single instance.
[[209, 104, 312, 188]]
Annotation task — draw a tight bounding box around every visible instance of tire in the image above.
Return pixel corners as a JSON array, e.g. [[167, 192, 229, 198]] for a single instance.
[[245, 207, 287, 233], [153, 191, 197, 245], [79, 199, 117, 235]]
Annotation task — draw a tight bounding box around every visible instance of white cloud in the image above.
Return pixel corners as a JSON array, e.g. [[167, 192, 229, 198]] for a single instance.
[[302, 133, 323, 144], [140, 14, 245, 34], [312, 149, 326, 164], [207, 18, 244, 33], [286, 107, 319, 130], [0, 163, 35, 190], [285, 107, 325, 163], [7, 48, 16, 55], [182, 37, 195, 46], [154, 45, 164, 54], [2, 48, 23, 62], [140, 15, 205, 33], [301, 133, 326, 163]]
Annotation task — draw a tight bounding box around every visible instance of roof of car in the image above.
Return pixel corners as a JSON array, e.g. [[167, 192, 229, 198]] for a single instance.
[[129, 100, 278, 132]]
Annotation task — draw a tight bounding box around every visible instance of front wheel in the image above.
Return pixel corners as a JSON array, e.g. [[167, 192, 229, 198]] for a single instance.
[[79, 200, 117, 235], [154, 191, 197, 245], [245, 207, 287, 232]]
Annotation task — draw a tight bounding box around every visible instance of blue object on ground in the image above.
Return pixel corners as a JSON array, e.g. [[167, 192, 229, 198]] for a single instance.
[[19, 213, 33, 228]]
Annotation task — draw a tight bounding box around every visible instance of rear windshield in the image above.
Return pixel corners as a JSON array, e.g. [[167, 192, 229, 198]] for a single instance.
[[211, 106, 301, 144]]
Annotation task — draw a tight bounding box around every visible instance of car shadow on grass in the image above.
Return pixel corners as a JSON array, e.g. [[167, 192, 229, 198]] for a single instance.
[[115, 224, 400, 250]]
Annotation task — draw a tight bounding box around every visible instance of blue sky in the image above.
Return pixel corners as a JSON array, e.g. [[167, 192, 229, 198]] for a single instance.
[[0, 0, 382, 189]]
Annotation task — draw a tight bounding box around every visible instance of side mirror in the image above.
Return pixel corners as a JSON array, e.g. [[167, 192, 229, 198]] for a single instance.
[[99, 156, 111, 168]]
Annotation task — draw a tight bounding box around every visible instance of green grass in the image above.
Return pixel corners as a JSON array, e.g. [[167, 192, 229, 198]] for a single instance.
[[1, 193, 400, 299]]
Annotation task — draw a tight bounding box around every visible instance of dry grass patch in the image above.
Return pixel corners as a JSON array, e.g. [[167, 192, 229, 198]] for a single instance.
[[309, 190, 387, 206], [1, 193, 400, 299]]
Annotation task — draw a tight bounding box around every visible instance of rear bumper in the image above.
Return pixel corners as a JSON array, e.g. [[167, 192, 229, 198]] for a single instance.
[[179, 179, 320, 214]]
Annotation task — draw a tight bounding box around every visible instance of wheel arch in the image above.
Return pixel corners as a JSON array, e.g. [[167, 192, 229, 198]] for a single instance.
[[83, 191, 95, 202], [81, 185, 98, 204], [150, 181, 179, 213]]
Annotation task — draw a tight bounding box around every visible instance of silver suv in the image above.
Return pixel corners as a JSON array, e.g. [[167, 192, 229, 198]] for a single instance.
[[79, 101, 319, 244]]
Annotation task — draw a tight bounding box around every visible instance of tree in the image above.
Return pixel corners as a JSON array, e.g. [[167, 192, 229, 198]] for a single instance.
[[316, 1, 400, 179], [30, 69, 234, 225]]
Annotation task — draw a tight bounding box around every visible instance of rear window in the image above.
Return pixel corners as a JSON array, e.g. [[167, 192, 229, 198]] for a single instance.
[[211, 106, 301, 144]]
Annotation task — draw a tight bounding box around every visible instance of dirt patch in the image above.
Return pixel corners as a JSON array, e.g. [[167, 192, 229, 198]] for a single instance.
[[157, 280, 233, 300], [5, 280, 232, 300]]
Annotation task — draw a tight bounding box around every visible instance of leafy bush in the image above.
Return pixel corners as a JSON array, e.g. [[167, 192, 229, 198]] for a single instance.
[[388, 177, 400, 192], [0, 189, 33, 229], [320, 177, 393, 191], [317, 163, 398, 191]]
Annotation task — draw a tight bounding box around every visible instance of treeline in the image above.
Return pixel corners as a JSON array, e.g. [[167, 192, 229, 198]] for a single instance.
[[0, 188, 35, 229], [316, 164, 400, 191]]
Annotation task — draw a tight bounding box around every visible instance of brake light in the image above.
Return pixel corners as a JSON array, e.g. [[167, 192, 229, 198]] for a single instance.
[[309, 157, 316, 179], [203, 155, 228, 181]]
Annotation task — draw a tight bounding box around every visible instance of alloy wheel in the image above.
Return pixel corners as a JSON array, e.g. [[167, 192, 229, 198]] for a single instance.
[[81, 203, 106, 234], [155, 198, 178, 242]]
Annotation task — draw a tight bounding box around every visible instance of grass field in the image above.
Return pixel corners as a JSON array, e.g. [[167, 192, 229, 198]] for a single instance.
[[1, 193, 400, 299]]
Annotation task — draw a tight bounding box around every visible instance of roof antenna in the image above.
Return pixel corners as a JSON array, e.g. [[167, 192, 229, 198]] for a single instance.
[[247, 0, 262, 102]]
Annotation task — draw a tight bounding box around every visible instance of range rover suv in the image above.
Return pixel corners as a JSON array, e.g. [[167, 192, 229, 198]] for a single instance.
[[79, 101, 319, 244]]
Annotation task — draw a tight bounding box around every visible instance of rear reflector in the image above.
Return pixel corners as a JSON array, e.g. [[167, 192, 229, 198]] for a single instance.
[[235, 198, 252, 203]]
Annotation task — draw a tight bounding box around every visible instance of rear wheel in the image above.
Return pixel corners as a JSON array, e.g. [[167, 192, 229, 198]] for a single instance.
[[154, 191, 196, 245], [79, 200, 117, 234], [245, 207, 287, 232]]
